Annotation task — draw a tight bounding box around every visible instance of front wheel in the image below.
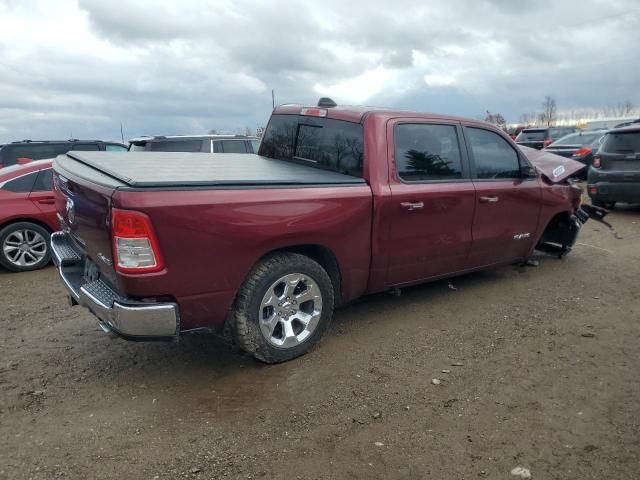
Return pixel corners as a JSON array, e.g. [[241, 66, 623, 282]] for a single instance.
[[229, 253, 335, 363], [0, 222, 51, 272]]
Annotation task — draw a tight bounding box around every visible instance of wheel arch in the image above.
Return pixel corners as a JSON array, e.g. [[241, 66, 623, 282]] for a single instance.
[[256, 244, 343, 306], [0, 217, 54, 234], [536, 210, 580, 248]]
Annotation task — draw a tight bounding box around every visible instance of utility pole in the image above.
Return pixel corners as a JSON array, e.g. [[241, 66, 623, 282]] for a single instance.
[[272, 89, 275, 110], [120, 122, 125, 143]]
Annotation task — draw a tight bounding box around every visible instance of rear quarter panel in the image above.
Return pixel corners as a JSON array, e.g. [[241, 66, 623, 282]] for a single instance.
[[113, 185, 373, 329]]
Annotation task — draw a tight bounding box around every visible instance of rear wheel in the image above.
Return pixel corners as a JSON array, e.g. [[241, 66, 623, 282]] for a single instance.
[[0, 222, 51, 272], [229, 252, 334, 363], [592, 200, 616, 209]]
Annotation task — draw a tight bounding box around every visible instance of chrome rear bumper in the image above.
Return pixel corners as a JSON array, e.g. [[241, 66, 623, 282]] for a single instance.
[[51, 232, 179, 340]]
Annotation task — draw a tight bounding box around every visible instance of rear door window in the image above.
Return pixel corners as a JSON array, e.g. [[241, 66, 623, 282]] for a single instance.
[[5, 144, 71, 164], [32, 168, 53, 192], [105, 144, 128, 152], [1, 172, 38, 192], [394, 123, 464, 181], [148, 140, 204, 152], [467, 127, 521, 179], [601, 132, 640, 154], [71, 144, 100, 151], [250, 139, 261, 153], [219, 140, 248, 153], [261, 114, 364, 177]]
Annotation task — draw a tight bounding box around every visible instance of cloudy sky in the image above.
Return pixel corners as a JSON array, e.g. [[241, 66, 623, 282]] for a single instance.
[[0, 0, 638, 143]]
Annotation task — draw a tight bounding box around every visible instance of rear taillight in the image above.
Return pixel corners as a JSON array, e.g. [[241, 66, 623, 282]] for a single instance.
[[543, 138, 553, 147], [589, 185, 598, 195], [573, 147, 592, 158], [592, 156, 601, 168], [111, 208, 163, 273]]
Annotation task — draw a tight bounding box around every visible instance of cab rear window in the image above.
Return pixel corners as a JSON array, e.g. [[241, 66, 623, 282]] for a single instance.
[[260, 114, 364, 177]]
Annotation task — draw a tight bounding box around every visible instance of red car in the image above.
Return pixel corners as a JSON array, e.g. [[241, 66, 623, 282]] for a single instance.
[[51, 101, 598, 363], [0, 160, 57, 271]]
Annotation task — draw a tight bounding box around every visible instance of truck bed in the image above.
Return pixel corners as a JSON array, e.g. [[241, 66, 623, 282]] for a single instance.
[[56, 152, 365, 188]]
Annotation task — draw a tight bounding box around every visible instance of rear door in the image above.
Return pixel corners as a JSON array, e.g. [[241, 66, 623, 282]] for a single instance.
[[464, 125, 541, 267], [28, 168, 56, 225], [385, 120, 476, 285]]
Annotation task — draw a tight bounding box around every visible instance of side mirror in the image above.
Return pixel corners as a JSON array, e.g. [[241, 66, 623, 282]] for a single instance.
[[520, 165, 537, 178]]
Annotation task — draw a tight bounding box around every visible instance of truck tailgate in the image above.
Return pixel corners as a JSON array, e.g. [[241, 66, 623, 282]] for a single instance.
[[53, 154, 124, 287]]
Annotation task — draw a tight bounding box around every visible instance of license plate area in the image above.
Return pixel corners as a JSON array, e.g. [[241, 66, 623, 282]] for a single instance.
[[83, 258, 101, 283]]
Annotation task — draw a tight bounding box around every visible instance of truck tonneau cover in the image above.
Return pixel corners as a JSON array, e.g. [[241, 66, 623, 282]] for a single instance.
[[61, 151, 365, 187]]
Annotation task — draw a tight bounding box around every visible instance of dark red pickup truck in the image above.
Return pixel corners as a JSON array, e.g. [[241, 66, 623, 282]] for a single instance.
[[51, 103, 594, 363]]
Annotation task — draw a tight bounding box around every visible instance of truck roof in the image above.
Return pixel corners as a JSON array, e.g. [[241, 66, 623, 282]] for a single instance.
[[56, 151, 366, 188], [273, 103, 483, 125]]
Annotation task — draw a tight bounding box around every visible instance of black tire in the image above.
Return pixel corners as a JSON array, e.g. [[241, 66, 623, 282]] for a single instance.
[[0, 222, 51, 272], [229, 252, 335, 363], [592, 200, 616, 209]]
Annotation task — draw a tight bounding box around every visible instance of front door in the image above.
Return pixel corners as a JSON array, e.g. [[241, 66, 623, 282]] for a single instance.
[[463, 126, 541, 267], [385, 121, 476, 285]]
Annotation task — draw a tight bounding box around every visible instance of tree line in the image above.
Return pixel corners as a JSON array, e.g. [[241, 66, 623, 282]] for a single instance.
[[484, 97, 638, 128]]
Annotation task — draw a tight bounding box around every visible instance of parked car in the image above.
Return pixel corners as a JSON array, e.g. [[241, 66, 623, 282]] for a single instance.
[[128, 135, 261, 154], [613, 118, 640, 128], [543, 130, 607, 179], [585, 117, 638, 130], [507, 125, 527, 140], [515, 127, 577, 150], [587, 124, 640, 208], [51, 100, 599, 363], [0, 160, 57, 272], [0, 140, 127, 169]]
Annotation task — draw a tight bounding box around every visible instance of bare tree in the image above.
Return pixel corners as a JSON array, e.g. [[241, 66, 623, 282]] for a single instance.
[[519, 112, 537, 126], [484, 110, 507, 129], [616, 100, 635, 117], [540, 96, 557, 126]]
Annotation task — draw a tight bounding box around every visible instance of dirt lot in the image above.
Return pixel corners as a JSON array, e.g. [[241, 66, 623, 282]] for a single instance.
[[1, 207, 639, 480]]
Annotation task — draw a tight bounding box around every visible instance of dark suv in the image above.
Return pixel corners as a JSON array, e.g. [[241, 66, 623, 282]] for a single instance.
[[0, 140, 127, 169], [516, 127, 577, 150], [588, 125, 640, 208], [128, 135, 261, 154]]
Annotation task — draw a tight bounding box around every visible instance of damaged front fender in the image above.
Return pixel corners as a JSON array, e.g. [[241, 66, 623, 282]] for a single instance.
[[536, 204, 612, 258]]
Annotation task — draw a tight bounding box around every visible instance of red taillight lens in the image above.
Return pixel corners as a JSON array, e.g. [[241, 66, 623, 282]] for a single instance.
[[111, 208, 163, 273], [589, 185, 598, 195], [573, 147, 592, 157], [543, 138, 553, 147], [592, 156, 601, 168]]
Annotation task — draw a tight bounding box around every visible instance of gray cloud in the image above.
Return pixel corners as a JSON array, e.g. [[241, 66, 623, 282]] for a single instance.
[[0, 0, 639, 143]]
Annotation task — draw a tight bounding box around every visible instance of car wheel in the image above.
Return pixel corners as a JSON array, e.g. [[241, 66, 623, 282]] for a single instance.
[[592, 200, 616, 209], [0, 222, 51, 272], [230, 252, 335, 363]]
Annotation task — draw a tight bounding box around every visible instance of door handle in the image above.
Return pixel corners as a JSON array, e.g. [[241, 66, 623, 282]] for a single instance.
[[479, 196, 499, 203], [36, 198, 55, 205], [400, 201, 424, 211]]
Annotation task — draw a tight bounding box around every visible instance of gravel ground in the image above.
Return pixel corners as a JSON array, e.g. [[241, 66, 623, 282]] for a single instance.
[[1, 206, 639, 480]]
